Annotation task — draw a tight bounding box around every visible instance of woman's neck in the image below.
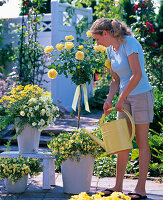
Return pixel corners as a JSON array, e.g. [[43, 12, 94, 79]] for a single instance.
[[112, 38, 120, 52]]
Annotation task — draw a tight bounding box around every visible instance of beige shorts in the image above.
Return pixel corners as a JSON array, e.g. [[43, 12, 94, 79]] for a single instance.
[[117, 90, 154, 124]]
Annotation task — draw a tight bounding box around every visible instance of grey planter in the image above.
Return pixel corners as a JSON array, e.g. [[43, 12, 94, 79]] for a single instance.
[[16, 124, 41, 153], [61, 154, 94, 194], [5, 175, 28, 193]]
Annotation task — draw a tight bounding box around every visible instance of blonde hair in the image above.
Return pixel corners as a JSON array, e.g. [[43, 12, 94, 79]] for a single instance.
[[90, 18, 133, 44]]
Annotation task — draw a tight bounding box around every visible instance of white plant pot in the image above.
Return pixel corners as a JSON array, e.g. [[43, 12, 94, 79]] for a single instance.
[[16, 124, 41, 153], [61, 154, 94, 194], [4, 175, 28, 193]]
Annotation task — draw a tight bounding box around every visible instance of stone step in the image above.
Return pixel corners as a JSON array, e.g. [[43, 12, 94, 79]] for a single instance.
[[0, 145, 50, 153], [0, 135, 54, 146]]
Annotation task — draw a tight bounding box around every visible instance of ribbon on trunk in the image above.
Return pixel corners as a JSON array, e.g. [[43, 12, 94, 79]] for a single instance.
[[72, 84, 90, 112]]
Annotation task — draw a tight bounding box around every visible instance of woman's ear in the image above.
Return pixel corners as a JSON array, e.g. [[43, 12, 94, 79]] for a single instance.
[[103, 30, 108, 36]]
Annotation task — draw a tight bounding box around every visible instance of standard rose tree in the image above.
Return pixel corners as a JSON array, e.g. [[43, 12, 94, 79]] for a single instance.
[[45, 31, 111, 128]]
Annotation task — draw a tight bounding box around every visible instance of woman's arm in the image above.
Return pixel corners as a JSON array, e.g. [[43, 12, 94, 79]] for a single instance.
[[103, 69, 120, 115], [115, 52, 142, 111]]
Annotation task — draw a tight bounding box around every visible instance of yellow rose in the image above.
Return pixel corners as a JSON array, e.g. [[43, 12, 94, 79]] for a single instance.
[[86, 30, 92, 37], [56, 43, 64, 51], [101, 46, 107, 52], [65, 42, 74, 50], [44, 46, 54, 53], [78, 45, 83, 50], [65, 35, 74, 40], [48, 69, 58, 79], [75, 51, 84, 60], [94, 45, 104, 52], [105, 60, 111, 68]]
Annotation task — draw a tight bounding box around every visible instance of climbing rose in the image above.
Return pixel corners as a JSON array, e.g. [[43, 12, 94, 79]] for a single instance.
[[135, 5, 139, 10], [150, 42, 157, 48]]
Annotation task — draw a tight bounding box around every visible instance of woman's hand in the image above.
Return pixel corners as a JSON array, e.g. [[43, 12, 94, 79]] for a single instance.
[[115, 98, 124, 112], [103, 99, 112, 116]]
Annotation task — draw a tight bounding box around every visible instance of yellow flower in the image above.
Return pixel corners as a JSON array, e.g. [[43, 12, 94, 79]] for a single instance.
[[65, 42, 74, 50], [94, 45, 104, 52], [75, 51, 84, 60], [101, 46, 107, 52], [86, 30, 92, 37], [65, 35, 74, 40], [78, 45, 83, 50], [56, 43, 64, 51], [105, 60, 111, 68], [44, 46, 54, 53], [48, 69, 58, 79]]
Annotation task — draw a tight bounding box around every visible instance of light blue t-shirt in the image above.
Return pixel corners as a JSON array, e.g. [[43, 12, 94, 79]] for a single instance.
[[107, 35, 152, 95]]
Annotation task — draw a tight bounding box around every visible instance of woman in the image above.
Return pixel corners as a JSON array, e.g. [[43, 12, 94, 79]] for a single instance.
[[90, 18, 154, 200]]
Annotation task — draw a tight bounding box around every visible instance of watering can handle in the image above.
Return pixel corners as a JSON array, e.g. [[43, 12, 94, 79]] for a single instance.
[[100, 107, 135, 141]]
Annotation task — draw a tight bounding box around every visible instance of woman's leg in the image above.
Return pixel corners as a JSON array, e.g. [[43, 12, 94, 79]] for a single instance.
[[130, 123, 151, 198], [103, 122, 131, 194]]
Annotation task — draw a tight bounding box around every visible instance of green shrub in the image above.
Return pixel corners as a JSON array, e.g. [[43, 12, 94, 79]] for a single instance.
[[150, 87, 163, 133], [93, 153, 116, 177]]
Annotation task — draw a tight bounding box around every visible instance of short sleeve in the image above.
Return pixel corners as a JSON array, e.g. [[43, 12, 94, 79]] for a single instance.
[[106, 46, 112, 61], [124, 36, 139, 56]]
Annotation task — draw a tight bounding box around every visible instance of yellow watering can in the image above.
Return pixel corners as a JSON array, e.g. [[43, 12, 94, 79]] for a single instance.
[[85, 107, 135, 155]]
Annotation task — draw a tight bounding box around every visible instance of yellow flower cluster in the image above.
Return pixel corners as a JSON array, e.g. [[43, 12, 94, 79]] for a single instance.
[[48, 128, 102, 165], [0, 84, 59, 132], [44, 46, 54, 53], [0, 84, 43, 105], [69, 192, 131, 200], [0, 156, 43, 184], [44, 31, 109, 85]]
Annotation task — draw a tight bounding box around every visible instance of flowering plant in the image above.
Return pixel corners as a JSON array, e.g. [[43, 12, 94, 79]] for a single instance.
[[44, 32, 110, 128], [0, 156, 43, 184], [0, 84, 59, 143], [69, 191, 131, 200], [45, 31, 108, 86], [48, 128, 102, 167]]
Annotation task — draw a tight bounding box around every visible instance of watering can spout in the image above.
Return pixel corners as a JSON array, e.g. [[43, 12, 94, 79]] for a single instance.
[[83, 128, 106, 151]]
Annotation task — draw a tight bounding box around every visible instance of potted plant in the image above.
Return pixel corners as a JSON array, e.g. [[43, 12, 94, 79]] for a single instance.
[[0, 155, 43, 193], [45, 31, 110, 128], [0, 84, 59, 152], [48, 128, 103, 194]]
